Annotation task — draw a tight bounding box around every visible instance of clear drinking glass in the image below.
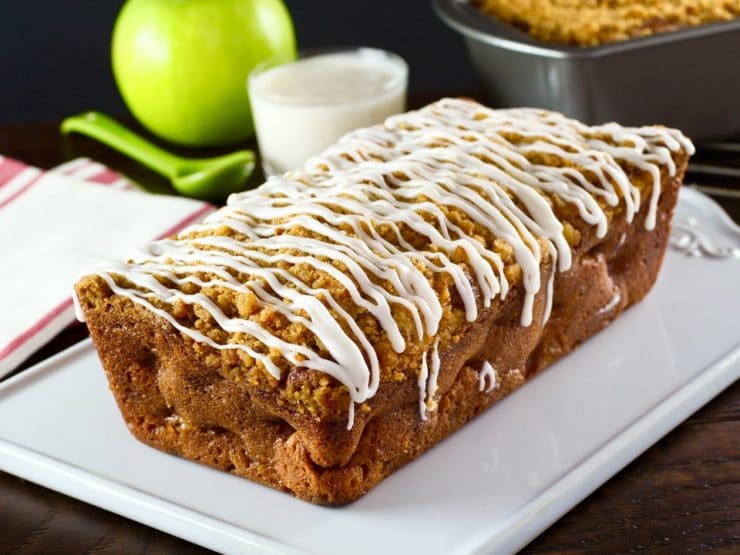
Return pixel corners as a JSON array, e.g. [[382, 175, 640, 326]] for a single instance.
[[248, 47, 408, 176]]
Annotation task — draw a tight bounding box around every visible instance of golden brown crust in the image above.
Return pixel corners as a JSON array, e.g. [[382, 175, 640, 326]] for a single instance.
[[75, 98, 692, 504], [473, 0, 740, 46], [76, 149, 686, 505]]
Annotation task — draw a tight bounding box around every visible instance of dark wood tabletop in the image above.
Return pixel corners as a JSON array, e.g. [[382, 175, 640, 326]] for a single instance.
[[0, 108, 738, 554]]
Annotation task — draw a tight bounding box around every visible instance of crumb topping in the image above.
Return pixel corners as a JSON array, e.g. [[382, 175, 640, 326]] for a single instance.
[[474, 0, 740, 46]]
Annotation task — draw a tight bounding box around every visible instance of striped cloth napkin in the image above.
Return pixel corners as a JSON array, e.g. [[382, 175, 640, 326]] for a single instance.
[[0, 156, 214, 377]]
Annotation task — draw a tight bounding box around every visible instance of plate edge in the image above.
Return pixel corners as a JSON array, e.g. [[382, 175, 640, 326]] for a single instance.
[[462, 341, 740, 554], [0, 439, 310, 555]]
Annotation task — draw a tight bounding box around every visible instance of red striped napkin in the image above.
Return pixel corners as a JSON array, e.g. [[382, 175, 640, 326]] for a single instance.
[[0, 156, 213, 377]]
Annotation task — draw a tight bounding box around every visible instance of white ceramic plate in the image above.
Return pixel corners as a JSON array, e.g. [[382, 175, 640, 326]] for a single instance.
[[1, 189, 738, 555]]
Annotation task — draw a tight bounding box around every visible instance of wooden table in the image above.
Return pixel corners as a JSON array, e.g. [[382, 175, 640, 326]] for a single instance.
[[0, 116, 738, 554]]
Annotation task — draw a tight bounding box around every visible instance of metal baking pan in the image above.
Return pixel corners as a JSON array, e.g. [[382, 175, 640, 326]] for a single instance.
[[434, 0, 740, 142]]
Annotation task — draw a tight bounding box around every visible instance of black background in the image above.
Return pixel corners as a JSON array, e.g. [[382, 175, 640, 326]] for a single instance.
[[0, 0, 474, 123]]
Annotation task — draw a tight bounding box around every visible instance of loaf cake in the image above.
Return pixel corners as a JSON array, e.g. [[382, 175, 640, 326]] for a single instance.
[[473, 0, 740, 46], [74, 98, 693, 505]]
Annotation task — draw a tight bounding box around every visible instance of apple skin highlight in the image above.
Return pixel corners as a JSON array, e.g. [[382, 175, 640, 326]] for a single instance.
[[111, 0, 296, 147]]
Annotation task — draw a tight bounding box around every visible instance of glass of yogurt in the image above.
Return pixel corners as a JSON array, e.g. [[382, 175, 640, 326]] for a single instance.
[[248, 47, 408, 176]]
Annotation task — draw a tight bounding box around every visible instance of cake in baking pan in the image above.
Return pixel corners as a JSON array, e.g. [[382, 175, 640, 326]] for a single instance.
[[473, 0, 740, 46]]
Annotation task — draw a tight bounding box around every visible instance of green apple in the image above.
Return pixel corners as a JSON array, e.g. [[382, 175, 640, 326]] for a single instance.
[[111, 0, 295, 147]]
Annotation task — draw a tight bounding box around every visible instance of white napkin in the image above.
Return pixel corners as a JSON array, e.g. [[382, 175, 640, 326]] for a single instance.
[[0, 156, 213, 377]]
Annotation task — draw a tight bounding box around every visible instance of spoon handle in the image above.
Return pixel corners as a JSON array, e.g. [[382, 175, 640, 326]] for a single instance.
[[61, 112, 184, 180]]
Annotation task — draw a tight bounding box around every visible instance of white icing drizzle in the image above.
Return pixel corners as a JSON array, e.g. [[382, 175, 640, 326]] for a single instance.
[[418, 339, 441, 421], [478, 361, 498, 394], [597, 290, 622, 316], [76, 98, 693, 427], [73, 290, 86, 322]]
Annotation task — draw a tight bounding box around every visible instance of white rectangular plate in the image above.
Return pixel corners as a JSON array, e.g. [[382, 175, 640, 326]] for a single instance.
[[1, 189, 739, 555]]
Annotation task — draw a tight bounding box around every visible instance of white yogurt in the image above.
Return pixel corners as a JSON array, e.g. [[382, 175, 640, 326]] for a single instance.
[[248, 48, 408, 175]]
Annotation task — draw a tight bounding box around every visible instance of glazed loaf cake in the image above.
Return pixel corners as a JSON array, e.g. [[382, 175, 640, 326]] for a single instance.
[[473, 0, 740, 46], [75, 98, 693, 505]]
